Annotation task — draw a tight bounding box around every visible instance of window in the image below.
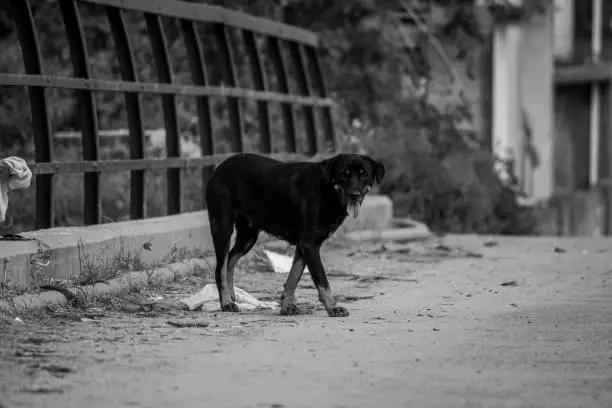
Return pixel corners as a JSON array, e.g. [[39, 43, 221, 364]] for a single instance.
[[575, 0, 612, 36]]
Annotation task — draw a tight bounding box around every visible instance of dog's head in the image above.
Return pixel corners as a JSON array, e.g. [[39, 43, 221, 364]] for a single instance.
[[322, 154, 385, 219]]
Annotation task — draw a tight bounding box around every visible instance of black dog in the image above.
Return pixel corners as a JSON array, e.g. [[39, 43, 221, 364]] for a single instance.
[[204, 153, 385, 317]]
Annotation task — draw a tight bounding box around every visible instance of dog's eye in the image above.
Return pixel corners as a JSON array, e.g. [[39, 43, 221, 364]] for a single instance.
[[343, 170, 351, 177], [358, 169, 365, 175]]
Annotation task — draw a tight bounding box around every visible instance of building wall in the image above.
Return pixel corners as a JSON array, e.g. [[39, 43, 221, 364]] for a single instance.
[[519, 10, 555, 199], [490, 9, 555, 200]]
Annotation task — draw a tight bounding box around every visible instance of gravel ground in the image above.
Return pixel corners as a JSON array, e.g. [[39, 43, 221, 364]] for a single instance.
[[1, 235, 611, 408]]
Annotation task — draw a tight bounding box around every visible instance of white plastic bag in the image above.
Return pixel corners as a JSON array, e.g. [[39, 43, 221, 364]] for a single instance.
[[180, 284, 279, 311], [262, 249, 310, 274]]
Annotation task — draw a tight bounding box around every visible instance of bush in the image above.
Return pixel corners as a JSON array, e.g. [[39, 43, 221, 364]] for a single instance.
[[332, 101, 538, 235]]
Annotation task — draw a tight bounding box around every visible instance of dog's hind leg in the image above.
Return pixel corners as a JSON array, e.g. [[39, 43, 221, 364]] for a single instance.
[[280, 247, 306, 315], [299, 242, 349, 318], [209, 207, 239, 312], [226, 216, 259, 302]]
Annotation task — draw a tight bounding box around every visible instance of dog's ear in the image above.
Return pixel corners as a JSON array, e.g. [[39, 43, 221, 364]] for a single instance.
[[321, 155, 340, 184], [368, 158, 385, 185], [321, 157, 334, 184]]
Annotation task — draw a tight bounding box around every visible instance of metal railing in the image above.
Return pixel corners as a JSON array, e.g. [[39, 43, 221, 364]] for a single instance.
[[0, 0, 336, 229]]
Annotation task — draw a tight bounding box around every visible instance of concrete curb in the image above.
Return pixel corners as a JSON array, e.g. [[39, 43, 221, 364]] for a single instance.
[[0, 256, 216, 314], [344, 227, 431, 243], [343, 217, 432, 243], [1, 211, 214, 286]]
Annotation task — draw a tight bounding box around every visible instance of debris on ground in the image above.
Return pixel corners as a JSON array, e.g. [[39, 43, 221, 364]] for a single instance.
[[46, 304, 108, 321], [433, 244, 483, 258], [346, 240, 484, 261], [501, 280, 519, 287], [180, 284, 279, 312], [261, 249, 304, 274], [554, 246, 566, 253], [114, 295, 155, 313], [166, 319, 210, 328]]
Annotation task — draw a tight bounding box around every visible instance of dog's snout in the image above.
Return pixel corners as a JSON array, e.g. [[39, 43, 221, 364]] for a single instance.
[[348, 191, 361, 200]]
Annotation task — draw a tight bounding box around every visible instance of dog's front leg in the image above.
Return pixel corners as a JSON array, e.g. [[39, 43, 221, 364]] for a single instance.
[[280, 247, 306, 316], [299, 243, 349, 318]]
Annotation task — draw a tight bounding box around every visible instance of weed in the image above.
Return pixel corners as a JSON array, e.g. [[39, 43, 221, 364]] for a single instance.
[[0, 281, 29, 319], [192, 262, 212, 279], [74, 239, 122, 286], [143, 267, 164, 289], [0, 281, 29, 300], [73, 238, 155, 287], [29, 241, 53, 290], [163, 244, 213, 264]]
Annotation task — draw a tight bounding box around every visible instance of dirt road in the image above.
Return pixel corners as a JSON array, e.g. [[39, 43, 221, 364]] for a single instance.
[[1, 235, 612, 408]]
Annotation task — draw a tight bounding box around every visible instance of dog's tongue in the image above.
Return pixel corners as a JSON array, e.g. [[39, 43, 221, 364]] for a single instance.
[[347, 201, 361, 218]]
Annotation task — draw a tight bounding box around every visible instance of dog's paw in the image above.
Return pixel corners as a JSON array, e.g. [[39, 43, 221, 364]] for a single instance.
[[280, 303, 301, 316], [327, 306, 349, 317], [221, 302, 240, 313]]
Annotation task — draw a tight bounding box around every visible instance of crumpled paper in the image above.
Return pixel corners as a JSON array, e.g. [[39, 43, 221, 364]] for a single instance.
[[180, 284, 279, 312], [0, 156, 32, 222]]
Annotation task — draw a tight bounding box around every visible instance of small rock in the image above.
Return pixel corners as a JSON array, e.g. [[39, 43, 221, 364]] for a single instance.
[[434, 244, 452, 252], [554, 246, 566, 253], [166, 319, 210, 328], [501, 280, 518, 287], [465, 251, 484, 258], [483, 241, 498, 247], [432, 328, 440, 332], [119, 303, 147, 313]]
